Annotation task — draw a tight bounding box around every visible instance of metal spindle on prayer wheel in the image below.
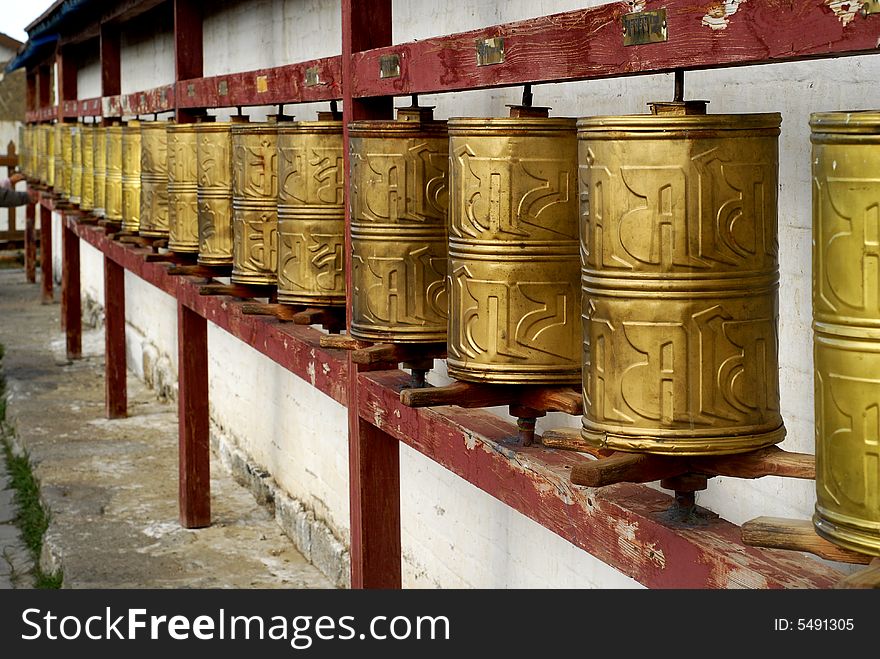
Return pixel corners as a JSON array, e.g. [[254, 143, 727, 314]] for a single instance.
[[121, 120, 142, 232], [276, 112, 345, 305], [80, 123, 95, 212], [811, 110, 880, 557], [167, 122, 200, 253], [139, 121, 170, 237], [577, 91, 784, 456], [447, 101, 581, 385], [105, 122, 124, 222], [231, 116, 285, 285], [197, 117, 246, 266]]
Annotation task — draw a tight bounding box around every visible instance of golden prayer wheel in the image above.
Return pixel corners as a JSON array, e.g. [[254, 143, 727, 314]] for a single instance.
[[21, 124, 33, 178], [121, 120, 142, 232], [577, 103, 784, 455], [59, 122, 73, 198], [139, 121, 170, 237], [105, 123, 124, 222], [276, 116, 345, 306], [80, 124, 95, 211], [197, 118, 243, 266], [349, 106, 449, 342], [167, 123, 199, 253], [93, 126, 107, 216], [70, 123, 82, 204], [231, 119, 281, 285], [447, 109, 580, 384], [812, 110, 880, 556], [48, 123, 57, 188]]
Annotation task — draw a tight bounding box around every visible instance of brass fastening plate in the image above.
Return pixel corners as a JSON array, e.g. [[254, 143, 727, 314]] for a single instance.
[[304, 66, 320, 87], [379, 54, 400, 79], [476, 36, 505, 66], [622, 9, 668, 46]]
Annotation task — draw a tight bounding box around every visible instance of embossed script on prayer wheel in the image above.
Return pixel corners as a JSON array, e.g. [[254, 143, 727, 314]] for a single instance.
[[80, 124, 95, 211], [276, 118, 345, 306], [121, 120, 142, 232], [232, 120, 279, 285], [105, 124, 124, 222], [70, 123, 82, 204], [167, 123, 199, 253], [577, 105, 784, 455], [349, 106, 449, 343], [812, 111, 880, 556], [93, 126, 107, 216], [139, 121, 170, 237], [447, 112, 581, 384], [197, 119, 241, 266]]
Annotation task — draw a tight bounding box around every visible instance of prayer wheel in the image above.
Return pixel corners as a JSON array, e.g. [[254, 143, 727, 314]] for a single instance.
[[93, 126, 107, 216], [577, 102, 785, 455], [167, 123, 199, 253], [80, 124, 95, 211], [447, 108, 581, 383], [197, 118, 244, 266], [276, 115, 345, 306], [812, 110, 880, 556], [70, 123, 82, 204], [20, 125, 32, 178], [349, 106, 449, 342], [231, 118, 282, 285], [105, 123, 124, 222], [59, 122, 72, 199], [47, 123, 57, 188], [139, 121, 170, 237], [121, 120, 142, 232]]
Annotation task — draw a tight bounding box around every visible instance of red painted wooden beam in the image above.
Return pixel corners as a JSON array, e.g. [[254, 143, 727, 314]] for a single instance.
[[71, 223, 349, 406], [24, 202, 36, 284], [39, 204, 53, 304], [176, 56, 342, 110], [357, 369, 844, 589], [100, 22, 121, 98], [104, 255, 127, 419], [62, 97, 103, 119], [62, 217, 82, 360], [350, 0, 880, 98]]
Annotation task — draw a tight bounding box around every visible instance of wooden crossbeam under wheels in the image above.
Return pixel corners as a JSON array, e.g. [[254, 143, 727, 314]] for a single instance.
[[239, 302, 346, 332], [741, 517, 875, 569], [198, 282, 275, 298]]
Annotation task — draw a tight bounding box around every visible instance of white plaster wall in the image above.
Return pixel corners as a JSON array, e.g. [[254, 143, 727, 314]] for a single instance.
[[69, 0, 880, 588], [51, 210, 61, 285], [123, 272, 178, 394], [207, 325, 350, 542], [79, 240, 104, 309], [120, 5, 174, 95], [76, 48, 102, 100]]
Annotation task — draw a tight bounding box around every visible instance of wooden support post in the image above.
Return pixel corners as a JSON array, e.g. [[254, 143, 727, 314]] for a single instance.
[[178, 302, 210, 528], [104, 256, 127, 419], [62, 221, 82, 360], [39, 205, 53, 303], [174, 0, 204, 123], [24, 201, 36, 283], [100, 24, 121, 97], [343, 0, 400, 589]]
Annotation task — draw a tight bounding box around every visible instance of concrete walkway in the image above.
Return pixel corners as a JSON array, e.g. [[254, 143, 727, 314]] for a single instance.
[[0, 460, 32, 588], [0, 266, 332, 589]]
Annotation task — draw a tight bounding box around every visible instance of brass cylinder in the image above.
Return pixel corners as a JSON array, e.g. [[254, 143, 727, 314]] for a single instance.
[[349, 107, 449, 342], [140, 121, 170, 237], [59, 122, 72, 198], [577, 105, 784, 455], [167, 123, 199, 253], [93, 126, 107, 216], [276, 119, 345, 306], [80, 124, 95, 211], [197, 120, 239, 266], [122, 120, 142, 232], [447, 113, 580, 384], [231, 121, 279, 285], [812, 110, 880, 556], [70, 123, 82, 204], [48, 123, 58, 188], [105, 124, 124, 222]]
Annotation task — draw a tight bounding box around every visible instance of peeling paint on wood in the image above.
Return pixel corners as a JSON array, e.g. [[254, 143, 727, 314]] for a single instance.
[[702, 1, 748, 30], [826, 0, 866, 26]]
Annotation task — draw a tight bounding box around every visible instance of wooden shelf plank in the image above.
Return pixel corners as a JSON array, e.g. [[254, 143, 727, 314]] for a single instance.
[[176, 56, 342, 110], [350, 0, 880, 98], [357, 368, 845, 589]]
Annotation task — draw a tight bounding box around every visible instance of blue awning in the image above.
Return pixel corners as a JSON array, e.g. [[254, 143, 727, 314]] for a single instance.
[[5, 0, 96, 72]]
